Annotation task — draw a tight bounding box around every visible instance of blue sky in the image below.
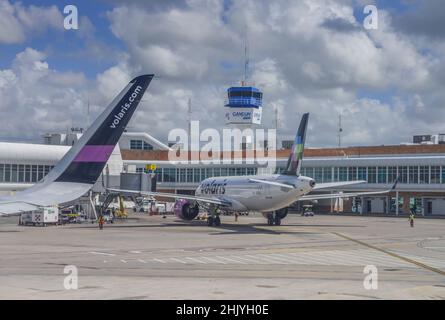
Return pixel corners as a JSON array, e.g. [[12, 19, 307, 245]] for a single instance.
[[0, 0, 421, 77], [0, 0, 121, 77], [0, 0, 443, 146]]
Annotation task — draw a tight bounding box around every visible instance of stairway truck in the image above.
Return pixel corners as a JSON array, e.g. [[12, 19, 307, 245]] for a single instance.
[[20, 206, 59, 226]]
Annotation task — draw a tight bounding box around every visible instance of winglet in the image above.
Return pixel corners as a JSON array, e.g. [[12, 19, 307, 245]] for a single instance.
[[43, 74, 154, 185], [283, 113, 309, 176]]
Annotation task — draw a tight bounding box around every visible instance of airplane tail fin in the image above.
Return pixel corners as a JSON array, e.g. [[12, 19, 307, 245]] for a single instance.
[[43, 74, 154, 185], [283, 113, 309, 176]]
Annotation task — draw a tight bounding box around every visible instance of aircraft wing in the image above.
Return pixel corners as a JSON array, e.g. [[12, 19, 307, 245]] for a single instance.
[[248, 178, 296, 189], [0, 202, 40, 216], [299, 180, 398, 201], [0, 75, 154, 216], [248, 179, 368, 190], [107, 188, 231, 207], [313, 181, 367, 190]]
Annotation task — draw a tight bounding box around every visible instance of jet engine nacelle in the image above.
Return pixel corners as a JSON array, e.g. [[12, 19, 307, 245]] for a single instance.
[[275, 207, 288, 219], [174, 199, 199, 221], [262, 207, 288, 219]]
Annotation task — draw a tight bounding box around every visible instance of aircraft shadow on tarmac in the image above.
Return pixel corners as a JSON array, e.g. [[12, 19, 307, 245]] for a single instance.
[[67, 219, 364, 235]]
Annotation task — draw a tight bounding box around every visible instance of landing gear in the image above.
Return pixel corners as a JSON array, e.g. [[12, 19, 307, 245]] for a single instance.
[[266, 212, 283, 226], [274, 215, 281, 226]]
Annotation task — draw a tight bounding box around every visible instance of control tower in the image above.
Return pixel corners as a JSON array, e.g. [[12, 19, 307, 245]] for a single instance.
[[224, 86, 263, 125]]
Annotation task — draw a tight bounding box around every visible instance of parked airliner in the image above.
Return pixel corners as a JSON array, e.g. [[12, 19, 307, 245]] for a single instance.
[[111, 113, 398, 226]]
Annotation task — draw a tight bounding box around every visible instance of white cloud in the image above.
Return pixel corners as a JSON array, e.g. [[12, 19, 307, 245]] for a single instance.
[[0, 0, 63, 44], [0, 48, 89, 142], [0, 0, 444, 148], [100, 0, 443, 146]]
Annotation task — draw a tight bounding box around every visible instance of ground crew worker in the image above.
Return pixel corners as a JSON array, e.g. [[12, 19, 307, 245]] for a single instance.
[[409, 213, 415, 228], [98, 215, 105, 230], [409, 205, 416, 228], [234, 212, 239, 222]]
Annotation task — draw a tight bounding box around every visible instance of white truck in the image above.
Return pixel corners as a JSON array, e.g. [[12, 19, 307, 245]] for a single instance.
[[20, 206, 59, 226]]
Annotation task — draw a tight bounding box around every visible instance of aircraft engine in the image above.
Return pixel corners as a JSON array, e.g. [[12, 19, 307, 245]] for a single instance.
[[174, 199, 199, 221], [262, 207, 289, 220], [275, 207, 288, 219]]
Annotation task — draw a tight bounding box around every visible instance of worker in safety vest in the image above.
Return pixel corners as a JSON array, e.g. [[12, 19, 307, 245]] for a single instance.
[[409, 206, 416, 228], [98, 215, 105, 230]]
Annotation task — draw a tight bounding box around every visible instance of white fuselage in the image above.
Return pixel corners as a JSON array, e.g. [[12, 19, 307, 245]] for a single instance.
[[195, 174, 315, 213]]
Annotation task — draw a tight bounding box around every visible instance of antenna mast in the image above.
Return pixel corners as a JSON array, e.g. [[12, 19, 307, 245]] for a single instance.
[[188, 98, 192, 148], [338, 113, 343, 148], [243, 26, 249, 86]]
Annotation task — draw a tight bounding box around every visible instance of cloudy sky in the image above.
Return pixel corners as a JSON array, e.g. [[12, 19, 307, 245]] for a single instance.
[[0, 0, 444, 147]]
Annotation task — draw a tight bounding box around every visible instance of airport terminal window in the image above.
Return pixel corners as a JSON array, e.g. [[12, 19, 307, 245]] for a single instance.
[[314, 168, 323, 182], [178, 169, 186, 183], [378, 167, 387, 184], [358, 167, 367, 181], [4, 164, 10, 182], [333, 167, 339, 182], [130, 140, 142, 150], [213, 168, 221, 177], [441, 166, 445, 183], [143, 142, 153, 150], [229, 168, 236, 176], [206, 168, 214, 179], [247, 167, 255, 176], [388, 166, 397, 183], [25, 165, 31, 182], [322, 167, 332, 183], [18, 165, 24, 182], [155, 169, 162, 182], [430, 166, 440, 184], [399, 166, 408, 184], [348, 167, 357, 181], [419, 166, 429, 184], [368, 167, 376, 183], [31, 165, 37, 182], [409, 166, 419, 184], [339, 167, 348, 181], [0, 164, 4, 182], [11, 164, 17, 182], [130, 140, 153, 150], [186, 168, 193, 183], [193, 168, 201, 182], [38, 165, 44, 181], [221, 168, 228, 176], [163, 168, 176, 183]]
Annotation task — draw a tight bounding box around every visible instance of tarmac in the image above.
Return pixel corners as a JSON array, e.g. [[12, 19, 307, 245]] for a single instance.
[[0, 213, 444, 299]]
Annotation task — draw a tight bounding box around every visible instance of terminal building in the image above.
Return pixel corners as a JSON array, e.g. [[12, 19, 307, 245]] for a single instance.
[[1, 131, 445, 216]]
